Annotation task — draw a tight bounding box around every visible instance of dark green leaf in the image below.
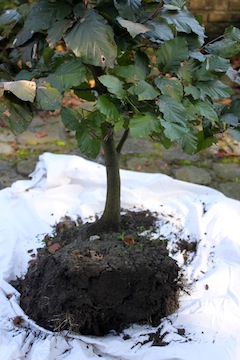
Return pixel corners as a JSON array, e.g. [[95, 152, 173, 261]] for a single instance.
[[161, 8, 206, 45], [127, 81, 159, 100], [113, 65, 146, 82], [0, 96, 33, 133], [160, 120, 198, 154], [50, 59, 87, 88], [134, 51, 150, 76], [157, 95, 187, 125], [0, 10, 21, 39], [116, 17, 151, 38], [163, 0, 186, 10], [197, 131, 217, 151], [95, 94, 120, 122], [220, 113, 239, 127], [224, 26, 240, 41], [36, 81, 62, 110], [196, 81, 233, 100], [99, 75, 126, 99], [47, 19, 73, 48], [114, 0, 142, 21], [195, 101, 218, 122], [12, 28, 34, 47], [61, 107, 82, 130], [205, 38, 240, 58], [74, 82, 96, 101], [156, 37, 189, 73], [129, 113, 159, 137], [23, 0, 71, 31], [144, 20, 173, 43], [76, 126, 101, 158], [64, 10, 117, 67], [184, 85, 201, 100], [155, 76, 183, 101], [177, 58, 198, 85]]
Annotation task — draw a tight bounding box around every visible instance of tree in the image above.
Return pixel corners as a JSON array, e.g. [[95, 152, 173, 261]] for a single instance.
[[0, 0, 240, 234]]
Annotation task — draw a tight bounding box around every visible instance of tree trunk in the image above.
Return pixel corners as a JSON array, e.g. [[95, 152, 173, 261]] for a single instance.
[[87, 132, 121, 234]]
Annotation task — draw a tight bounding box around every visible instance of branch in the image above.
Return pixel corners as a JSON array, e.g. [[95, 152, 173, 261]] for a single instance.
[[141, 1, 163, 24], [116, 129, 129, 154]]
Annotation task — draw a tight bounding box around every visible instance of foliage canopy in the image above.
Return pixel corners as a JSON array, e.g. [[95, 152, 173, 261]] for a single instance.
[[0, 0, 240, 231]]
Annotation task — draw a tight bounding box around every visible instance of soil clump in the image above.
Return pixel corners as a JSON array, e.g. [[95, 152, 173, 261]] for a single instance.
[[13, 210, 181, 336]]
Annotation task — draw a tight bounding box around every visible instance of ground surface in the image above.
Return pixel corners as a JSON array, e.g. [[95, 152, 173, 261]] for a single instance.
[[12, 210, 181, 336]]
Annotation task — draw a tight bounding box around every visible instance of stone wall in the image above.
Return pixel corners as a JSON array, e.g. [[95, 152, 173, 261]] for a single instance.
[[188, 0, 240, 40]]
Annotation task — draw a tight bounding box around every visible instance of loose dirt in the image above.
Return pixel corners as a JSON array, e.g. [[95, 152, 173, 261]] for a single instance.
[[13, 210, 181, 336]]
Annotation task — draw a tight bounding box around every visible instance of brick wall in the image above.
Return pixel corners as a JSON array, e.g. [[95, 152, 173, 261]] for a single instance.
[[188, 0, 240, 40]]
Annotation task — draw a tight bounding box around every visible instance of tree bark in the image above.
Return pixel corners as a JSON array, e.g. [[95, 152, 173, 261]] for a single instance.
[[86, 131, 121, 234]]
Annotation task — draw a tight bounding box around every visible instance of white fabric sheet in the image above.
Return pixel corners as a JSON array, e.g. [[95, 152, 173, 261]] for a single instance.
[[0, 152, 240, 360]]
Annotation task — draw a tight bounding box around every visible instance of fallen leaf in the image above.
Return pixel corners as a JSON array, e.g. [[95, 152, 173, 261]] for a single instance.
[[3, 109, 11, 117], [12, 316, 24, 327], [47, 243, 61, 254], [36, 131, 48, 138], [124, 235, 135, 246]]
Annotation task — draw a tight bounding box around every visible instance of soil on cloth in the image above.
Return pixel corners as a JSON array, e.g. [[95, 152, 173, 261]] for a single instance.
[[12, 210, 181, 336]]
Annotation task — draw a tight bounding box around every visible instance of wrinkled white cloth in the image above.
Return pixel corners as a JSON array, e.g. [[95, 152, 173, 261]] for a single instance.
[[0, 152, 240, 360]]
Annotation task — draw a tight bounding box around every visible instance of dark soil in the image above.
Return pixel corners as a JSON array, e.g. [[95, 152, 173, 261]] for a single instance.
[[12, 210, 181, 336]]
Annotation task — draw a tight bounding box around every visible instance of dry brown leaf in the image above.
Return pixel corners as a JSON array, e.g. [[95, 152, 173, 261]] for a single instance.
[[47, 243, 61, 254]]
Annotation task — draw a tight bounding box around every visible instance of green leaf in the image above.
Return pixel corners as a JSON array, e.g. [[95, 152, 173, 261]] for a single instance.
[[61, 107, 82, 130], [116, 17, 151, 38], [177, 58, 198, 85], [205, 38, 240, 58], [76, 126, 101, 158], [50, 59, 86, 88], [0, 10, 21, 39], [156, 37, 189, 73], [144, 20, 173, 43], [163, 0, 186, 10], [184, 85, 201, 100], [129, 113, 159, 137], [196, 81, 234, 100], [64, 10, 117, 67], [46, 19, 73, 48], [3, 80, 36, 102], [127, 81, 159, 100], [99, 75, 126, 99], [36, 81, 62, 110], [195, 101, 219, 122], [113, 65, 146, 82], [73, 82, 96, 101], [206, 56, 230, 74], [155, 76, 183, 101], [220, 113, 239, 127], [226, 68, 240, 85], [160, 120, 198, 154], [224, 26, 240, 41], [161, 8, 205, 45], [114, 0, 142, 21], [95, 95, 120, 122], [197, 131, 217, 151], [0, 97, 33, 133], [228, 129, 240, 143], [23, 0, 71, 31], [157, 95, 187, 125]]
